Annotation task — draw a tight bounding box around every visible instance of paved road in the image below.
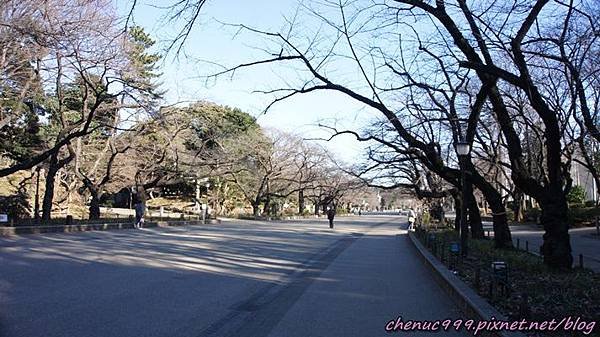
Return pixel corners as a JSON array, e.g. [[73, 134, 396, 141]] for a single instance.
[[0, 216, 468, 337], [445, 212, 600, 271], [506, 225, 600, 271], [471, 220, 600, 271]]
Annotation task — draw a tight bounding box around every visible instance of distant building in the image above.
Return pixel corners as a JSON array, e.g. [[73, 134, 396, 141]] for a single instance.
[[571, 156, 598, 203]]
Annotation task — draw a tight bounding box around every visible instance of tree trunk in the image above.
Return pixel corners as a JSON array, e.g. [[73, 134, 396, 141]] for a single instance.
[[298, 189, 305, 214], [467, 195, 483, 239], [486, 194, 513, 248], [539, 190, 572, 269], [88, 190, 101, 220], [41, 153, 62, 221], [252, 203, 260, 217], [474, 176, 513, 248], [264, 195, 271, 216], [465, 183, 484, 239]]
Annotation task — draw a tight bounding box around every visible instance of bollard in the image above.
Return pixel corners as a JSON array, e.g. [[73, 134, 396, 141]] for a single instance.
[[525, 241, 529, 252], [519, 293, 531, 319], [579, 254, 584, 269], [517, 238, 520, 250]]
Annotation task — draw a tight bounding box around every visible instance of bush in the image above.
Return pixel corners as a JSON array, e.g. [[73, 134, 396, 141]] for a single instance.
[[417, 229, 600, 335], [567, 185, 586, 207], [0, 193, 31, 222], [569, 207, 600, 225], [420, 212, 431, 226], [505, 208, 515, 222]]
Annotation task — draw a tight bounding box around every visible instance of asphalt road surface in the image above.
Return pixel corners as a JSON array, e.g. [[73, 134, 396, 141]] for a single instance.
[[0, 216, 468, 337]]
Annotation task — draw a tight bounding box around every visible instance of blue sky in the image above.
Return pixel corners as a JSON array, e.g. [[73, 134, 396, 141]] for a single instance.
[[116, 0, 379, 163]]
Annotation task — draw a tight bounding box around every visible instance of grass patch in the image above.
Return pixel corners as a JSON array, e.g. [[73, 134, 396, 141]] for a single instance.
[[416, 229, 600, 337]]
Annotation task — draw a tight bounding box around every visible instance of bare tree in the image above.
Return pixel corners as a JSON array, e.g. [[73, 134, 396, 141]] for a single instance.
[[204, 0, 599, 267]]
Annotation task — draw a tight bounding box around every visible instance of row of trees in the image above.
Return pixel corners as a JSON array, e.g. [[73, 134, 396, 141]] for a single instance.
[[0, 0, 361, 222], [205, 0, 600, 269], [123, 102, 361, 218], [5, 0, 598, 270], [0, 0, 161, 220]]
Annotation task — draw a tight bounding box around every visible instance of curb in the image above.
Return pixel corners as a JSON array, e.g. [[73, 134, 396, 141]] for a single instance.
[[408, 231, 526, 337], [0, 219, 221, 237]]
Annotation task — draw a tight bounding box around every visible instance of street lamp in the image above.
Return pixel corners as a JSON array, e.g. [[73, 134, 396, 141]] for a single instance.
[[456, 140, 471, 256], [456, 142, 470, 157], [34, 167, 41, 221]]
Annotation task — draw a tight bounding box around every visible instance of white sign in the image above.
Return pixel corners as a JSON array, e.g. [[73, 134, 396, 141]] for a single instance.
[[0, 214, 8, 222]]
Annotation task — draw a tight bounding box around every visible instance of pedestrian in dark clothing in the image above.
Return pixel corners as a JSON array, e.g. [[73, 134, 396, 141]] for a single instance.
[[134, 200, 145, 229], [327, 207, 335, 229]]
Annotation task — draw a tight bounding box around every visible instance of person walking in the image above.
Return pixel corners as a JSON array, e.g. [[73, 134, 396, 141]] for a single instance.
[[134, 198, 145, 229], [408, 208, 416, 230], [327, 206, 336, 229]]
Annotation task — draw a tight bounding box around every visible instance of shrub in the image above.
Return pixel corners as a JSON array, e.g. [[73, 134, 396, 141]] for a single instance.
[[569, 207, 600, 225], [567, 185, 586, 207], [505, 208, 515, 222], [0, 192, 31, 222], [420, 212, 431, 226]]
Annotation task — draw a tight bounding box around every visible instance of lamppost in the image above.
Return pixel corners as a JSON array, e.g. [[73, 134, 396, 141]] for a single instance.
[[34, 167, 41, 221], [456, 139, 471, 256]]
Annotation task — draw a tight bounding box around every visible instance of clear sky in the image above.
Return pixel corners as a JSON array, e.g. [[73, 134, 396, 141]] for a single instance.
[[116, 0, 379, 163]]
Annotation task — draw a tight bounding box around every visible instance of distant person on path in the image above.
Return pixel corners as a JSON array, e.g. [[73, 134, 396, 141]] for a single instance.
[[134, 199, 145, 229], [408, 208, 416, 230], [327, 207, 336, 229]]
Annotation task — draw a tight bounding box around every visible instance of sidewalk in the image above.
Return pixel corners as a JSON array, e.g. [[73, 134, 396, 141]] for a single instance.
[[480, 222, 600, 272], [263, 220, 468, 337]]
